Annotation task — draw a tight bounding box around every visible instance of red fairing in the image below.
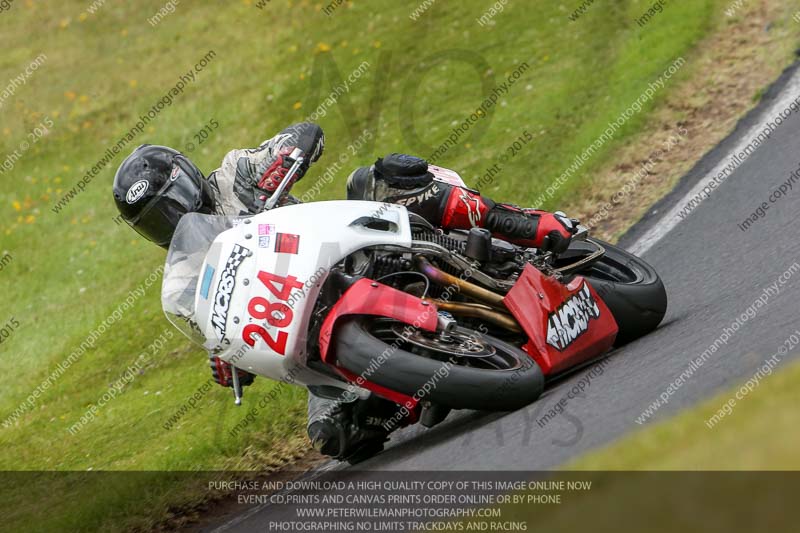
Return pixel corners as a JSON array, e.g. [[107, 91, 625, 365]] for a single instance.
[[318, 278, 439, 361], [318, 279, 437, 422], [503, 264, 618, 375], [440, 187, 490, 229]]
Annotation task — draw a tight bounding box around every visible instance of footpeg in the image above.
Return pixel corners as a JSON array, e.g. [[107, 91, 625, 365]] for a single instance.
[[420, 403, 451, 428]]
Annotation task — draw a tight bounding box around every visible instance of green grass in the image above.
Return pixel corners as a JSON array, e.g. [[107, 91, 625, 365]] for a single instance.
[[0, 0, 777, 529], [445, 359, 800, 533], [566, 357, 800, 471], [466, 358, 800, 532]]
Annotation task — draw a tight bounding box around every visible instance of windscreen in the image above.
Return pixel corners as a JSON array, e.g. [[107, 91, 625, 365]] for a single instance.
[[162, 212, 243, 348]]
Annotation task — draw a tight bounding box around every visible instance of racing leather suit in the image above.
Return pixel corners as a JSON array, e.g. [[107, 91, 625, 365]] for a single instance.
[[346, 154, 575, 253]]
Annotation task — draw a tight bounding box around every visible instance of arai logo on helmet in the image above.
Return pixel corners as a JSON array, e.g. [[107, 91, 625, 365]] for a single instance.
[[210, 244, 250, 342], [125, 180, 149, 204]]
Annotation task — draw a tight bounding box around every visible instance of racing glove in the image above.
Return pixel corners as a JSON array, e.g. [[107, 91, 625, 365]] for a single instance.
[[257, 146, 297, 192], [209, 354, 255, 388], [256, 123, 325, 193]]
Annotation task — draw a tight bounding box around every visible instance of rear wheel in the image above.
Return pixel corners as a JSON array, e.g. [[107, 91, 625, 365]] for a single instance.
[[558, 238, 667, 345], [334, 318, 544, 411]]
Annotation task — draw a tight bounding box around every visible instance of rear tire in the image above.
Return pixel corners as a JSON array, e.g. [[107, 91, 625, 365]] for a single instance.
[[565, 239, 667, 345], [334, 318, 544, 411]]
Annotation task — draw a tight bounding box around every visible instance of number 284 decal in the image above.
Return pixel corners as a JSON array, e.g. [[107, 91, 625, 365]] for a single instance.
[[241, 271, 303, 355]]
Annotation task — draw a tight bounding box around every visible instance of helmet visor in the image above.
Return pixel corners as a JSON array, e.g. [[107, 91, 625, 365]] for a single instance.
[[129, 201, 181, 246], [128, 162, 205, 246]]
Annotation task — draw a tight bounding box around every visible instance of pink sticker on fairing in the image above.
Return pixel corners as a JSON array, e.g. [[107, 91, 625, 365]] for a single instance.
[[258, 224, 275, 236], [429, 165, 467, 188]]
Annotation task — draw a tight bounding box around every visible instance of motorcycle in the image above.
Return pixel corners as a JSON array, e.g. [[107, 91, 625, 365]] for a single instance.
[[162, 150, 667, 437]]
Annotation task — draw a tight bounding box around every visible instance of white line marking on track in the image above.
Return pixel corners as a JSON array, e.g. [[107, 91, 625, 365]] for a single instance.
[[628, 68, 800, 256]]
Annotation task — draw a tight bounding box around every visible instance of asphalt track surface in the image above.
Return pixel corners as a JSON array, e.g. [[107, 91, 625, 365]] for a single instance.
[[206, 63, 800, 531]]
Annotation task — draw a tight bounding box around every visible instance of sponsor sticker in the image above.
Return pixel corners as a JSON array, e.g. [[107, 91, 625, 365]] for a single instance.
[[545, 282, 601, 351], [210, 244, 250, 341], [258, 236, 271, 248], [258, 224, 275, 236], [125, 180, 149, 204], [200, 264, 215, 300], [274, 233, 300, 254], [429, 165, 467, 188]]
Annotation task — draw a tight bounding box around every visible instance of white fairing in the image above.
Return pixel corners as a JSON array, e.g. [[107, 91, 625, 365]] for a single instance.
[[193, 201, 412, 386]]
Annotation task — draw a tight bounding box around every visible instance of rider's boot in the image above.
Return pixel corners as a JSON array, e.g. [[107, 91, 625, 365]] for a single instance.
[[306, 387, 407, 462]]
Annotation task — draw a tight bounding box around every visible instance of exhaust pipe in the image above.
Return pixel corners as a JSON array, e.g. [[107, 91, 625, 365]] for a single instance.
[[414, 256, 521, 332], [429, 299, 522, 333], [414, 256, 506, 308]]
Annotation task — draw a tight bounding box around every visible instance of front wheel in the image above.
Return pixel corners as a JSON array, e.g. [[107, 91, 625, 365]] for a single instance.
[[334, 318, 544, 411]]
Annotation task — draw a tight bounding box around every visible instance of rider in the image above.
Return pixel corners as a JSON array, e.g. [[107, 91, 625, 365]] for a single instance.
[[112, 122, 576, 461]]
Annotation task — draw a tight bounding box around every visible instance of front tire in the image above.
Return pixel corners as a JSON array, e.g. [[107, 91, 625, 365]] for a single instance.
[[563, 238, 667, 345], [334, 318, 544, 411]]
